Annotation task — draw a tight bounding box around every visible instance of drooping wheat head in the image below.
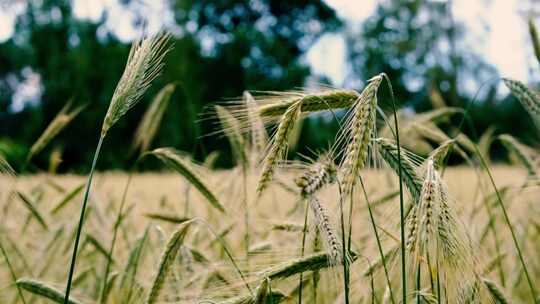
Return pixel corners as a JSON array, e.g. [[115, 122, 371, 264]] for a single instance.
[[295, 154, 337, 197], [308, 196, 343, 266], [256, 99, 303, 196]]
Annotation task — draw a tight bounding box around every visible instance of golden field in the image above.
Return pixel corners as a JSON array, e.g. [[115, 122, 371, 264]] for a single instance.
[[1, 165, 538, 303]]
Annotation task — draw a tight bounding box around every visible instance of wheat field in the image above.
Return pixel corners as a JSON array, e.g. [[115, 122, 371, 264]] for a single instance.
[[1, 165, 539, 303]]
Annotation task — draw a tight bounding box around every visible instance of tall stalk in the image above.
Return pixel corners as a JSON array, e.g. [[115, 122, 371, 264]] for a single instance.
[[63, 135, 104, 303], [0, 238, 27, 304], [298, 200, 309, 304], [475, 147, 538, 301], [99, 169, 135, 303], [337, 183, 350, 304], [383, 74, 406, 304], [358, 177, 395, 304]]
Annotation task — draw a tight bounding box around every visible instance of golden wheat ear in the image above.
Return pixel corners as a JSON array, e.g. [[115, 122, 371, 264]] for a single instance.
[[337, 74, 382, 199], [27, 101, 85, 163], [256, 99, 303, 196], [17, 278, 83, 304], [102, 31, 172, 137], [132, 83, 176, 153]]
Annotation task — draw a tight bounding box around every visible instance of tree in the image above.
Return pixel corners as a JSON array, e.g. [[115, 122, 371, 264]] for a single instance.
[[0, 0, 341, 170]]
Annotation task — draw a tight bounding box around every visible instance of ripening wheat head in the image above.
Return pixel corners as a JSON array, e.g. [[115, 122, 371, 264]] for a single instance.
[[28, 102, 84, 162], [502, 77, 540, 130], [338, 74, 383, 198], [405, 159, 486, 302], [102, 32, 172, 137], [256, 99, 303, 196], [295, 153, 337, 197], [132, 83, 176, 153]]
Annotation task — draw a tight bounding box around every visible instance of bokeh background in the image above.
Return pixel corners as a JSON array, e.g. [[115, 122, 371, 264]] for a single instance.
[[0, 0, 539, 172]]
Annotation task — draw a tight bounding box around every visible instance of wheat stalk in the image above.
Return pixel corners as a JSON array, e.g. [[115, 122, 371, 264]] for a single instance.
[[64, 31, 172, 304]]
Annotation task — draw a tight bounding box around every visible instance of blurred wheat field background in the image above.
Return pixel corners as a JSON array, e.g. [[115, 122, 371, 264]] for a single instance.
[[1, 164, 539, 303]]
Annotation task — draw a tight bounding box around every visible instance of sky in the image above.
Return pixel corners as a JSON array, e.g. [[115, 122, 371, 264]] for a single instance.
[[0, 0, 538, 106], [307, 0, 538, 88]]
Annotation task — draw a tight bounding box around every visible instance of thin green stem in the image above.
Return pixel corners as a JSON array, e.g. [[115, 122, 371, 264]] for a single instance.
[[298, 198, 309, 304], [0, 238, 27, 304], [196, 219, 253, 295], [359, 177, 396, 304], [382, 74, 406, 304], [64, 135, 104, 304], [337, 183, 350, 304], [347, 188, 354, 253], [475, 147, 537, 301], [242, 164, 249, 260], [99, 171, 134, 303]]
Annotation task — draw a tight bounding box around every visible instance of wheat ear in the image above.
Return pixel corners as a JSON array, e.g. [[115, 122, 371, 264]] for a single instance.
[[308, 196, 342, 265], [27, 102, 84, 163], [17, 278, 82, 304], [146, 220, 193, 303], [482, 278, 511, 304], [216, 105, 247, 164], [528, 18, 540, 66], [101, 32, 171, 136], [339, 74, 382, 198], [295, 154, 337, 197], [244, 91, 268, 156], [502, 78, 540, 130], [256, 99, 303, 195], [132, 83, 175, 153]]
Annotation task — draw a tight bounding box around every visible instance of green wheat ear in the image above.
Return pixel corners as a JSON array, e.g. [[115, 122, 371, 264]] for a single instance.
[[102, 32, 172, 137]]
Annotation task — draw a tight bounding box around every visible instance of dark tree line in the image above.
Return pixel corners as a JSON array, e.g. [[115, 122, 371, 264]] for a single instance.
[[0, 0, 536, 172]]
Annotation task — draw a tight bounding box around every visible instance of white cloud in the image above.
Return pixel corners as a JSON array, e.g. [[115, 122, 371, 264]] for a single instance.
[[306, 34, 347, 86]]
